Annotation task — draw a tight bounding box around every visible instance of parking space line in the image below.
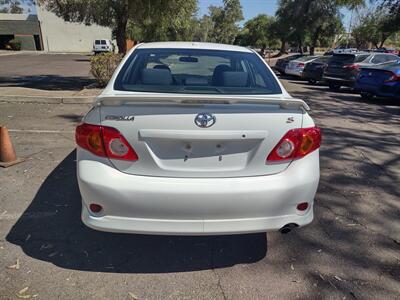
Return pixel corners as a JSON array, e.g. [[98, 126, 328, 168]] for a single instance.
[[8, 129, 75, 133]]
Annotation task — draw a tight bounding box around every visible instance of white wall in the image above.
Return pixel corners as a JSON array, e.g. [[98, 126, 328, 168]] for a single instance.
[[36, 5, 112, 53]]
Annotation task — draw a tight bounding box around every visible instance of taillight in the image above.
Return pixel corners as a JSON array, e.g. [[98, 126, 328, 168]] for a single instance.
[[76, 123, 105, 157], [75, 123, 138, 161], [343, 63, 359, 70], [102, 126, 138, 160], [384, 71, 400, 83], [267, 127, 321, 162], [297, 63, 305, 68]]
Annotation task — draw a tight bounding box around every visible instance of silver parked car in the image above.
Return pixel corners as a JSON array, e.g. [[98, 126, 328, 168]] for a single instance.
[[76, 42, 321, 235], [285, 56, 320, 77]]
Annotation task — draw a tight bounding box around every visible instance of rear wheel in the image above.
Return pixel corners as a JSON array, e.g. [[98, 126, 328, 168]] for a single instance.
[[308, 79, 317, 85], [328, 83, 341, 91], [360, 92, 374, 100]]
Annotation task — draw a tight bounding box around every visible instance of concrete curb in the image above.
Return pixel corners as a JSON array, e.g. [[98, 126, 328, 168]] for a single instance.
[[0, 95, 95, 104]]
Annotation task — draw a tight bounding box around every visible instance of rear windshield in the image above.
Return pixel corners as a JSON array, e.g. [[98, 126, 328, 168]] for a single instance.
[[331, 54, 369, 63], [114, 48, 282, 95], [287, 55, 304, 61], [95, 40, 100, 45], [100, 40, 107, 45], [314, 56, 331, 63], [296, 56, 319, 62]]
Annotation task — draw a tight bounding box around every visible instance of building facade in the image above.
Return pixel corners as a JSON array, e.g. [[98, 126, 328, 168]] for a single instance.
[[0, 5, 112, 53], [0, 13, 42, 50], [36, 5, 112, 53]]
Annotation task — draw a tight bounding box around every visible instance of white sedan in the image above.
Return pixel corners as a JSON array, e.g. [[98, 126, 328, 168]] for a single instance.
[[76, 42, 321, 235]]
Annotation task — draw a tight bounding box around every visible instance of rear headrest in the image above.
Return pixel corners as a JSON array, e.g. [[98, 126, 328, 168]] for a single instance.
[[222, 71, 249, 87], [141, 69, 172, 85], [212, 64, 231, 86], [153, 64, 171, 71]]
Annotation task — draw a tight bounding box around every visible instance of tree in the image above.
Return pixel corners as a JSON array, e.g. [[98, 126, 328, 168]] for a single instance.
[[128, 0, 198, 42], [235, 14, 279, 52], [193, 15, 213, 42], [39, 0, 197, 54], [0, 0, 25, 13], [352, 7, 400, 49], [380, 0, 400, 27], [207, 0, 243, 44], [273, 0, 363, 55]]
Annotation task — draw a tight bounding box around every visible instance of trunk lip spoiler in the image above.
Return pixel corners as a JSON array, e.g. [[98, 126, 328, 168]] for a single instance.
[[95, 95, 310, 111]]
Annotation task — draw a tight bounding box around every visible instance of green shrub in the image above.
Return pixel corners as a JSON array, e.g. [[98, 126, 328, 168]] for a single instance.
[[90, 53, 123, 86], [7, 39, 21, 51]]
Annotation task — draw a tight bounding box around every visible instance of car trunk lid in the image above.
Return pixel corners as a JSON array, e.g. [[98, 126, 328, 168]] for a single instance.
[[97, 94, 308, 178]]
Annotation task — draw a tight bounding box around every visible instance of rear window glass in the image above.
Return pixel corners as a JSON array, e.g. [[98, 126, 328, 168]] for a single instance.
[[296, 56, 319, 62], [114, 48, 282, 95], [355, 55, 370, 62], [314, 56, 331, 63], [100, 40, 107, 45], [332, 54, 356, 63], [287, 55, 304, 61], [95, 40, 100, 45]]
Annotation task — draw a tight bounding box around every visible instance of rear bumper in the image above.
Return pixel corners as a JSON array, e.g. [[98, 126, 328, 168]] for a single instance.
[[285, 69, 303, 77], [273, 65, 286, 74], [77, 150, 319, 235], [302, 70, 323, 81]]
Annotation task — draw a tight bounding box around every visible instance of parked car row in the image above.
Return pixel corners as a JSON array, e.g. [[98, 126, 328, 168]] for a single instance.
[[273, 52, 400, 100]]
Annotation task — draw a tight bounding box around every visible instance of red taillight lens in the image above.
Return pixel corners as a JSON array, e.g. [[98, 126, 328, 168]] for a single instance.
[[75, 123, 138, 161], [297, 63, 305, 68], [89, 203, 103, 213], [297, 202, 309, 211], [384, 71, 400, 83], [76, 123, 105, 157], [102, 126, 138, 161], [343, 63, 359, 70], [267, 127, 321, 162]]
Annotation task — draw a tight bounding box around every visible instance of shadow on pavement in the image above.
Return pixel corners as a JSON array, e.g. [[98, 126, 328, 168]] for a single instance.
[[6, 150, 267, 273], [0, 75, 95, 91]]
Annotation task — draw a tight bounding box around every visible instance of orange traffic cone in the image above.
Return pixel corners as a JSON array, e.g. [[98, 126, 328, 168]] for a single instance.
[[0, 126, 24, 168]]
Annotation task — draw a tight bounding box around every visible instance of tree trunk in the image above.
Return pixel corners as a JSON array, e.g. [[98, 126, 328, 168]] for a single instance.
[[278, 39, 287, 55], [379, 33, 389, 49], [115, 16, 128, 54], [298, 39, 303, 54], [310, 26, 321, 56]]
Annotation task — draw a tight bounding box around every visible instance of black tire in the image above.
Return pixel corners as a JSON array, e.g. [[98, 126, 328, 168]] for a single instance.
[[308, 79, 317, 84], [328, 83, 341, 91], [360, 92, 374, 100]]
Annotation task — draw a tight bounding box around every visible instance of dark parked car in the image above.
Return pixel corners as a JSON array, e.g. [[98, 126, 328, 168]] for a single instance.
[[302, 56, 332, 84], [323, 52, 399, 90], [355, 61, 400, 100], [273, 54, 304, 74]]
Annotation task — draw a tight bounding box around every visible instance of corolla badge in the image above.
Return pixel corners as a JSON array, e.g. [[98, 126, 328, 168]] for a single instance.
[[195, 113, 216, 128]]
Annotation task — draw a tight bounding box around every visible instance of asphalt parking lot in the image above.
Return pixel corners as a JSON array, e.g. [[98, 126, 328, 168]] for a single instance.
[[0, 55, 399, 299], [0, 53, 94, 90]]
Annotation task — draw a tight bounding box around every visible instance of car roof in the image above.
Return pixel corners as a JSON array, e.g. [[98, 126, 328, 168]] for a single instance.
[[333, 52, 369, 55], [294, 55, 320, 62], [363, 61, 400, 71], [136, 42, 253, 53]]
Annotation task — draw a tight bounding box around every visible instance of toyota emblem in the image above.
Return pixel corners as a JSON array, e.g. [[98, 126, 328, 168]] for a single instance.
[[194, 113, 216, 128]]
